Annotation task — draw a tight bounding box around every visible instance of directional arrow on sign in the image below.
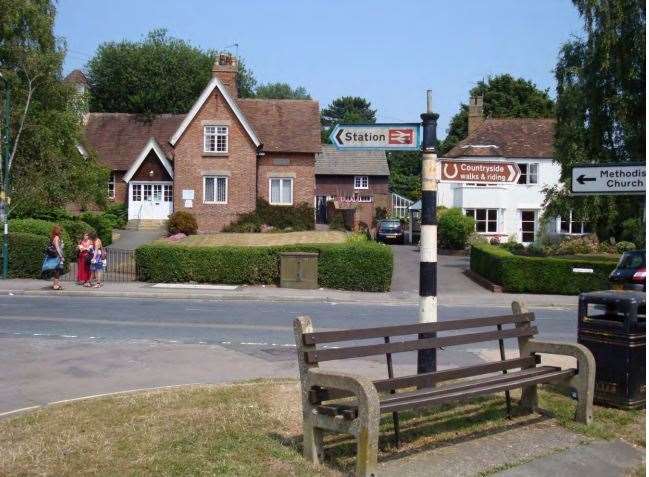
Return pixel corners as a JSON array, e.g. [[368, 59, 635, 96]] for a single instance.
[[576, 174, 596, 185], [329, 124, 421, 151], [440, 160, 521, 184]]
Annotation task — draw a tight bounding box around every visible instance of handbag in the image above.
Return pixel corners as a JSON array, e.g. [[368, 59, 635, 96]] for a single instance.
[[45, 242, 58, 258]]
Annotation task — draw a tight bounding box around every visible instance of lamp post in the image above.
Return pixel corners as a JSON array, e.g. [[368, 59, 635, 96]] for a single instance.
[[0, 72, 11, 279]]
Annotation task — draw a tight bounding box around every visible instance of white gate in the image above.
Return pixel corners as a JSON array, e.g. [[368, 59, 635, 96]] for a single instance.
[[391, 193, 414, 219]]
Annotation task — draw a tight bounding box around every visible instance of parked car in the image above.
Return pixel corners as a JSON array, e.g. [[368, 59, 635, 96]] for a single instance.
[[376, 219, 404, 244], [609, 250, 646, 291]]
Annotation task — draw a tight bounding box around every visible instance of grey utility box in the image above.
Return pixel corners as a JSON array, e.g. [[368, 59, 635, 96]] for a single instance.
[[279, 252, 318, 289]]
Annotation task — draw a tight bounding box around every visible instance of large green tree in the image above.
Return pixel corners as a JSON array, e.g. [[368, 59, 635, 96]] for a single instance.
[[255, 82, 310, 100], [544, 0, 645, 243], [439, 74, 555, 154], [320, 96, 376, 143], [0, 0, 107, 215], [387, 151, 422, 200]]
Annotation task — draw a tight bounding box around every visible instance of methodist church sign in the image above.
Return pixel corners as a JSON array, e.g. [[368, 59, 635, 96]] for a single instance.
[[330, 124, 421, 151], [571, 163, 646, 195], [439, 160, 521, 184]]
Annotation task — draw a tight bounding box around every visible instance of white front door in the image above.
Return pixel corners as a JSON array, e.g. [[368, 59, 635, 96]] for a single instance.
[[128, 182, 173, 220]]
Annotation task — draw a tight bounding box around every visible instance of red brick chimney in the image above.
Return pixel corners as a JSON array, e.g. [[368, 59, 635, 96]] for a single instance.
[[212, 53, 238, 98], [468, 95, 484, 135]]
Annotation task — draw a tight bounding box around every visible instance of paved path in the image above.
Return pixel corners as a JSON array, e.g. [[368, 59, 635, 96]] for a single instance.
[[108, 229, 164, 250], [0, 295, 578, 413]]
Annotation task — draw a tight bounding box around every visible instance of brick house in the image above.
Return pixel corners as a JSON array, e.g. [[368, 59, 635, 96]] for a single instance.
[[74, 54, 321, 232], [315, 145, 390, 227]]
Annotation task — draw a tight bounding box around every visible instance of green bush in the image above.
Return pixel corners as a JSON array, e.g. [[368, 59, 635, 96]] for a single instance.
[[104, 203, 128, 229], [621, 218, 645, 248], [616, 241, 636, 253], [136, 241, 393, 292], [224, 199, 315, 232], [470, 243, 617, 294], [9, 218, 73, 261], [168, 211, 198, 235], [328, 210, 347, 231], [0, 232, 50, 278], [438, 208, 475, 250], [80, 213, 113, 246], [60, 219, 96, 243]]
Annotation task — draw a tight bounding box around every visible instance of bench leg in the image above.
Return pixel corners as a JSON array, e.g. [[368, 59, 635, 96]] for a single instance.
[[573, 374, 594, 425], [303, 421, 324, 466], [519, 384, 538, 413], [355, 420, 379, 477]]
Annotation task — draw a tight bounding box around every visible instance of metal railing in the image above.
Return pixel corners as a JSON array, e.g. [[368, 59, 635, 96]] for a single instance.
[[62, 248, 138, 283]]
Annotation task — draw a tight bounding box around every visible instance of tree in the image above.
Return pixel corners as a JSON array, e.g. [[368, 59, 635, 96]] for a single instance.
[[320, 96, 376, 143], [255, 82, 310, 99], [87, 29, 258, 113], [439, 74, 555, 153], [543, 0, 645, 240], [0, 0, 108, 215], [387, 151, 422, 200]]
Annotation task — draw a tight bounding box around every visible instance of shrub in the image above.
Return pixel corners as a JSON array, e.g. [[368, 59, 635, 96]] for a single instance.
[[438, 208, 475, 250], [374, 207, 388, 223], [0, 232, 50, 278], [225, 199, 315, 232], [621, 218, 645, 248], [553, 234, 599, 255], [135, 241, 393, 292], [59, 219, 96, 243], [105, 203, 128, 228], [616, 241, 636, 254], [470, 243, 616, 294], [328, 210, 347, 231], [9, 218, 73, 261], [80, 213, 113, 246], [167, 211, 198, 235]]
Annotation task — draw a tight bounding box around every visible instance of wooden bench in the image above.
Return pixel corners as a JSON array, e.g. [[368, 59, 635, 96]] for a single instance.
[[293, 301, 595, 477]]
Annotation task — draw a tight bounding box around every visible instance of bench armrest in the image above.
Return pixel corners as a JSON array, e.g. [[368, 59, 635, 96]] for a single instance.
[[307, 368, 380, 420], [524, 339, 595, 375]]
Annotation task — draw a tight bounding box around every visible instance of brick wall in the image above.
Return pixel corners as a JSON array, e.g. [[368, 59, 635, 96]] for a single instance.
[[315, 175, 389, 196], [257, 153, 315, 207], [173, 89, 258, 233], [112, 171, 128, 205]]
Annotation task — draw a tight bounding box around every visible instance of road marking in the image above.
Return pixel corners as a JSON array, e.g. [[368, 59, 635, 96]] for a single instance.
[[152, 283, 239, 290], [0, 405, 41, 417], [46, 383, 208, 406]]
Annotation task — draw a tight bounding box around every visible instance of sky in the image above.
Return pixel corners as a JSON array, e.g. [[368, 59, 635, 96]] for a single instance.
[[55, 0, 584, 138]]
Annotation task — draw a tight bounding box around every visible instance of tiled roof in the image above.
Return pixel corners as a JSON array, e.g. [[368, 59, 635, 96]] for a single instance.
[[83, 113, 183, 170], [315, 145, 390, 176], [236, 98, 321, 154], [444, 118, 555, 159], [64, 69, 88, 86]]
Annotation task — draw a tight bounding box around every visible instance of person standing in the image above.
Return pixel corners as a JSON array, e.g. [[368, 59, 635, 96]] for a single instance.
[[42, 225, 65, 290], [89, 232, 104, 288], [76, 232, 93, 286]]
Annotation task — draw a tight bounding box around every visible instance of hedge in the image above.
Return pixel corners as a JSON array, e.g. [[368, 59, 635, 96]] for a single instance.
[[8, 219, 73, 261], [135, 241, 393, 292], [470, 243, 617, 294], [59, 219, 96, 243], [0, 232, 50, 278], [79, 213, 113, 246]]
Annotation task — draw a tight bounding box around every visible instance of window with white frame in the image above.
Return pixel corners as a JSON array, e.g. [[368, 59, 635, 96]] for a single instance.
[[203, 125, 228, 153], [131, 184, 142, 201], [465, 208, 498, 233], [517, 163, 539, 184], [560, 211, 592, 235], [203, 176, 228, 204], [108, 172, 115, 199], [143, 184, 152, 201], [164, 184, 173, 202], [269, 178, 293, 205], [354, 176, 369, 189]]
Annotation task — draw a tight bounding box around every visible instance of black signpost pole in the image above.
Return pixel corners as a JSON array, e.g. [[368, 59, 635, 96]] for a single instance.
[[417, 90, 439, 376]]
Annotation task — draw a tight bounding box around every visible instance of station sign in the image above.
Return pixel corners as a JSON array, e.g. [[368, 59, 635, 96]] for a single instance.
[[329, 123, 420, 151], [571, 163, 646, 195], [439, 160, 521, 184]]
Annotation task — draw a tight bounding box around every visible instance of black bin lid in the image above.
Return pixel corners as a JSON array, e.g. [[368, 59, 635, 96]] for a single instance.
[[579, 290, 646, 306]]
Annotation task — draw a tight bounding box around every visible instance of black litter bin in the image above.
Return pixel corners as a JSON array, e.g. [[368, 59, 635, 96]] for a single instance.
[[578, 290, 645, 409]]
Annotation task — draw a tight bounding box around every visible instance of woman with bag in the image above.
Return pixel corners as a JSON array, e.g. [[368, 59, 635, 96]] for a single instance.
[[76, 232, 93, 286], [42, 225, 65, 290], [89, 232, 104, 288]]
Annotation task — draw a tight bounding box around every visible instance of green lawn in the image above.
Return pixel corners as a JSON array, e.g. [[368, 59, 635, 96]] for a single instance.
[[0, 381, 643, 476], [160, 230, 348, 247]]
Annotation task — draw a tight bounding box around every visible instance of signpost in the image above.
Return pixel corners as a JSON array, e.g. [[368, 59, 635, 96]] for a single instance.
[[329, 124, 420, 151], [571, 163, 646, 195], [440, 160, 521, 184]]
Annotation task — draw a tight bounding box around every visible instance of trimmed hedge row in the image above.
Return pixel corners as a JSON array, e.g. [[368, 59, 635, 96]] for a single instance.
[[135, 241, 393, 292], [470, 243, 617, 294], [0, 232, 50, 278]]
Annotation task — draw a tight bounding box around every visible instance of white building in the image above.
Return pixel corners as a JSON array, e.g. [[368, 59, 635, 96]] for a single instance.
[[437, 96, 578, 244]]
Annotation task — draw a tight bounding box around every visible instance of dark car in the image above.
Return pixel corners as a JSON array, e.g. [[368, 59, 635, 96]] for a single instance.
[[609, 250, 646, 291], [376, 219, 404, 244]]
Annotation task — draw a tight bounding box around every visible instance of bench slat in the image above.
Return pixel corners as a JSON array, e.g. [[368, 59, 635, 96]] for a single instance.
[[305, 326, 537, 363], [302, 313, 535, 345], [381, 368, 575, 413], [308, 356, 541, 403], [380, 366, 561, 406]]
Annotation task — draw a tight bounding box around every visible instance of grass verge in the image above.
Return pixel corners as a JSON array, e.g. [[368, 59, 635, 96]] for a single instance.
[[0, 382, 643, 476], [162, 231, 348, 247]]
